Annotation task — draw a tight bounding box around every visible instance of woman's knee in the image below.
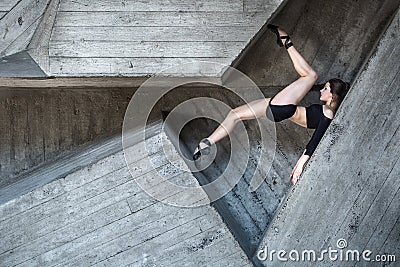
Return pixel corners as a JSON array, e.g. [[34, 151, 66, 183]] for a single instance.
[[308, 70, 318, 81], [228, 109, 242, 123]]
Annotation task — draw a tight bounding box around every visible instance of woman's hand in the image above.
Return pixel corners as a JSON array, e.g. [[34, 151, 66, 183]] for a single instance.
[[290, 163, 304, 185], [290, 152, 310, 185]]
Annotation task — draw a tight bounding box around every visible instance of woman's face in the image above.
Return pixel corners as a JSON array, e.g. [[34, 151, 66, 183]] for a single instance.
[[320, 82, 333, 102]]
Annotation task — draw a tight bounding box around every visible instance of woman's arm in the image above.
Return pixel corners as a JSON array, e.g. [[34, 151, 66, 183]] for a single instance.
[[290, 116, 332, 184], [304, 116, 332, 156], [290, 150, 310, 185]]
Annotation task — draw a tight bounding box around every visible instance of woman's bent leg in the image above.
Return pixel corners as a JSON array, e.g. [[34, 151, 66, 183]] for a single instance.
[[271, 75, 317, 105], [271, 28, 318, 105], [205, 98, 270, 145], [286, 45, 317, 78]]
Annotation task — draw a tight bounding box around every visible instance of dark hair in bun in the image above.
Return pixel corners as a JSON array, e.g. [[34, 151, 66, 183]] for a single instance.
[[327, 78, 350, 112]]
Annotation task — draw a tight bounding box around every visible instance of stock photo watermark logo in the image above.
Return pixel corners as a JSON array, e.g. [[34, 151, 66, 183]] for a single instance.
[[257, 238, 396, 263], [122, 61, 277, 208]]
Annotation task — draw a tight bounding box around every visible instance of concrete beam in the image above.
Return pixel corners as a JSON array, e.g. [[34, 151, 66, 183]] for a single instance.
[[0, 76, 222, 88], [28, 0, 61, 74], [0, 0, 51, 57]]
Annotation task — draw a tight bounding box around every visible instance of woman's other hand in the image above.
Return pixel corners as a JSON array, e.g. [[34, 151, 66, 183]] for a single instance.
[[290, 152, 310, 185], [290, 163, 304, 185]]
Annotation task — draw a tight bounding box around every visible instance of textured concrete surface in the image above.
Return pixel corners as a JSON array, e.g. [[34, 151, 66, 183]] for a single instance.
[[47, 0, 283, 76], [0, 121, 162, 205], [0, 52, 46, 77], [234, 0, 399, 87], [0, 0, 19, 17], [0, 126, 253, 267], [0, 1, 398, 266], [0, 0, 286, 77], [253, 8, 400, 267], [0, 0, 51, 57], [0, 88, 135, 188]]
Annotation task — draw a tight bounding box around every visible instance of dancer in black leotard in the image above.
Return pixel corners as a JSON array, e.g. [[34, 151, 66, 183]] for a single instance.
[[193, 24, 349, 185]]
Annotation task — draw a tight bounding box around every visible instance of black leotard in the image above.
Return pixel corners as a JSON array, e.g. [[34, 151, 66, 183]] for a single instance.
[[265, 95, 296, 122], [304, 104, 333, 156], [266, 96, 333, 157]]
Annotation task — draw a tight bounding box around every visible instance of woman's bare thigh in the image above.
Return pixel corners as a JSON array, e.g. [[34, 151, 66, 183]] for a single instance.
[[232, 98, 271, 120], [270, 76, 316, 105]]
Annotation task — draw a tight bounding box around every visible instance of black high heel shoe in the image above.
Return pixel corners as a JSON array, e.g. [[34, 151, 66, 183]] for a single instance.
[[193, 138, 212, 161], [267, 24, 293, 49]]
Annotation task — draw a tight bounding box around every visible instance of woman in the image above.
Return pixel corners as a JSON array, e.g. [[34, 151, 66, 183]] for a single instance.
[[193, 24, 349, 185]]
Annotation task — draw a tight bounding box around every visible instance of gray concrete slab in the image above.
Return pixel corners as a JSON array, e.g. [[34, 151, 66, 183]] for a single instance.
[[0, 120, 162, 205], [0, 51, 46, 77], [0, 125, 253, 266], [0, 0, 51, 57], [42, 0, 284, 76]]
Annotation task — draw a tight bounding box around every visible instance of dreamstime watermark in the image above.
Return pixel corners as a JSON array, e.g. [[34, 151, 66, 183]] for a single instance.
[[122, 61, 277, 207], [257, 238, 396, 263]]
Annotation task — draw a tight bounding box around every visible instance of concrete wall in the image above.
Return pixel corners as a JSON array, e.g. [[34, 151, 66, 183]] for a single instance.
[[253, 8, 400, 266], [0, 128, 253, 266], [0, 88, 134, 188], [0, 0, 51, 57], [2, 0, 398, 255], [235, 0, 399, 86], [1, 1, 398, 263], [0, 0, 19, 19], [0, 0, 286, 77], [46, 0, 284, 76]]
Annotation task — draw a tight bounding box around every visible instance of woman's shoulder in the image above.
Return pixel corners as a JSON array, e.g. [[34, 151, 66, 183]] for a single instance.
[[322, 105, 334, 120], [305, 104, 334, 120]]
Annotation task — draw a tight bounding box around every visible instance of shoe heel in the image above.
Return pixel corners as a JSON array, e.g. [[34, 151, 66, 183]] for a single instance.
[[267, 24, 284, 47], [192, 138, 212, 160]]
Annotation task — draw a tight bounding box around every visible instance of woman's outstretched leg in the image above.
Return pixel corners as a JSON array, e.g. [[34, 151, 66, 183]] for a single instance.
[[193, 98, 270, 159], [208, 98, 270, 144], [270, 28, 318, 105]]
